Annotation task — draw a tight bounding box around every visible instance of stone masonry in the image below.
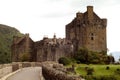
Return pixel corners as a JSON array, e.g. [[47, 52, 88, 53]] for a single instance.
[[11, 6, 107, 62], [66, 6, 107, 52], [11, 34, 36, 62], [0, 62, 83, 80]]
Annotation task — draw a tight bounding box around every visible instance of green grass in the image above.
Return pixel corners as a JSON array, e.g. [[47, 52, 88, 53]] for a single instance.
[[75, 64, 120, 80], [76, 64, 120, 75]]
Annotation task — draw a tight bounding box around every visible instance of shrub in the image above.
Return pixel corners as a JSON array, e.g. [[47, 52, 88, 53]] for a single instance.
[[74, 48, 89, 64], [19, 53, 31, 62], [70, 58, 77, 64], [86, 67, 94, 75], [76, 60, 81, 64], [58, 57, 71, 66], [114, 68, 120, 75], [106, 66, 110, 70], [74, 48, 109, 64], [85, 66, 89, 71]]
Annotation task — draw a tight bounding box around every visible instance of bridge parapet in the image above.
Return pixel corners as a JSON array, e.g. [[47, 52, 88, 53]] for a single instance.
[[0, 62, 42, 79], [1, 61, 84, 80], [42, 61, 83, 80], [0, 64, 12, 78]]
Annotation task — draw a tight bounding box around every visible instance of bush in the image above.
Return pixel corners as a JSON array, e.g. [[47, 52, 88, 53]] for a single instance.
[[19, 53, 31, 62], [114, 68, 120, 75], [70, 58, 77, 64], [106, 66, 110, 70], [58, 57, 71, 66], [86, 67, 94, 75], [74, 48, 109, 64], [74, 48, 89, 64]]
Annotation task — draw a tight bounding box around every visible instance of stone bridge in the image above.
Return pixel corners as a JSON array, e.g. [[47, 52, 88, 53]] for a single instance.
[[0, 62, 83, 80]]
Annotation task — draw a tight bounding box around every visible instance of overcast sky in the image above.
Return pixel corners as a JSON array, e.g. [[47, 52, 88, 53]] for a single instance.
[[0, 0, 120, 52]]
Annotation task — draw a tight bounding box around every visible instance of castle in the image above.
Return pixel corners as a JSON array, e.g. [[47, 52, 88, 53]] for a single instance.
[[11, 6, 107, 62]]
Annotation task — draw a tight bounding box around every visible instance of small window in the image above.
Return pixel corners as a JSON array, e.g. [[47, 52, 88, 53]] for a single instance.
[[91, 33, 94, 36], [91, 37, 94, 40], [90, 33, 95, 40]]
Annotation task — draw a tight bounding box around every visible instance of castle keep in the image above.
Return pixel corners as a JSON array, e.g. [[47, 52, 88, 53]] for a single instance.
[[66, 6, 107, 52], [11, 6, 107, 62]]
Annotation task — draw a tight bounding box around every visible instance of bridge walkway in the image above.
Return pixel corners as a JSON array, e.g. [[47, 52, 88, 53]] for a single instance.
[[6, 67, 44, 80]]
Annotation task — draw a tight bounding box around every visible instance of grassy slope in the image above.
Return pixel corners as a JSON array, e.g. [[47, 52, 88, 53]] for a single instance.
[[0, 24, 23, 63], [76, 64, 120, 79]]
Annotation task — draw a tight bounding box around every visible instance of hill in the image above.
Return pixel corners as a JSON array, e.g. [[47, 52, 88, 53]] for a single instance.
[[111, 52, 120, 61], [0, 24, 23, 63]]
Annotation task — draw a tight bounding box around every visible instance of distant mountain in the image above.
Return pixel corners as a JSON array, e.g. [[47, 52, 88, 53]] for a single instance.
[[110, 52, 120, 62], [0, 24, 23, 63]]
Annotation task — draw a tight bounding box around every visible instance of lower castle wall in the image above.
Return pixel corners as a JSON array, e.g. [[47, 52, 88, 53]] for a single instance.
[[37, 44, 73, 62]]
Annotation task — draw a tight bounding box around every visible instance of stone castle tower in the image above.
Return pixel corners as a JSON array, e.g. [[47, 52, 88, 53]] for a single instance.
[[66, 6, 107, 52]]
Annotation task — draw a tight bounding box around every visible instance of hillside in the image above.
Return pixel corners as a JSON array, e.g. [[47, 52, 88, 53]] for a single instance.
[[0, 24, 23, 64], [111, 52, 120, 61]]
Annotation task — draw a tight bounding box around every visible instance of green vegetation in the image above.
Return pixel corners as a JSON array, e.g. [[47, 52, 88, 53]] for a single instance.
[[58, 48, 117, 79], [0, 24, 23, 64], [58, 57, 71, 66], [19, 53, 31, 62], [75, 64, 120, 80], [74, 48, 114, 64]]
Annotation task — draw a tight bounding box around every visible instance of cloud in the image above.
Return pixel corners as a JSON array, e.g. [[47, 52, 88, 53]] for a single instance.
[[69, 0, 120, 11], [0, 0, 120, 52], [38, 12, 74, 18]]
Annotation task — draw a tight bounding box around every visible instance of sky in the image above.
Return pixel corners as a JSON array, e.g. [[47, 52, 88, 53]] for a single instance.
[[0, 0, 120, 53]]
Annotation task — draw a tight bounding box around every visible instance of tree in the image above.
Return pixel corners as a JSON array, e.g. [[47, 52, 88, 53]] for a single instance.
[[74, 47, 112, 64], [99, 50, 107, 55], [119, 56, 120, 62], [75, 48, 89, 64], [105, 53, 115, 64]]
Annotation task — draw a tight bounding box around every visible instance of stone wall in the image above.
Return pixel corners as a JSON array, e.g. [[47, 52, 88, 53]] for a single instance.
[[0, 64, 12, 78], [0, 62, 42, 79], [66, 6, 107, 52], [37, 43, 73, 62], [1, 62, 84, 80], [42, 62, 82, 80], [11, 34, 36, 62]]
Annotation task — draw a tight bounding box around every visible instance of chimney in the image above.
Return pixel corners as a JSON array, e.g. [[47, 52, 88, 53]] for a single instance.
[[87, 6, 93, 20]]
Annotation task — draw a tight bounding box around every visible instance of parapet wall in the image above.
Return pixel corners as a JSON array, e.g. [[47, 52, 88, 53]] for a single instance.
[[1, 62, 83, 80], [0, 62, 42, 79], [0, 64, 12, 78], [42, 62, 82, 80]]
